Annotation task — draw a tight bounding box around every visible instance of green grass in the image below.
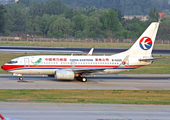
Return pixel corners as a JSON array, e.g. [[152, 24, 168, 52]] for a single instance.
[[1, 41, 170, 49], [0, 89, 170, 104]]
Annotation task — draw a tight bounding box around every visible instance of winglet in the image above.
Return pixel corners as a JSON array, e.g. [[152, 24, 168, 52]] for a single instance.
[[87, 48, 94, 56], [118, 55, 130, 67]]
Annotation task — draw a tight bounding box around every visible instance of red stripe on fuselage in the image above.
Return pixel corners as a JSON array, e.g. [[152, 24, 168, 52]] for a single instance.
[[2, 65, 118, 71], [3, 65, 145, 71], [2, 64, 145, 71]]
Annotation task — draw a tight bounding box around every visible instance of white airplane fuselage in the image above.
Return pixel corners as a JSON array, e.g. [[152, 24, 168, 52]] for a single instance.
[[2, 55, 150, 75]]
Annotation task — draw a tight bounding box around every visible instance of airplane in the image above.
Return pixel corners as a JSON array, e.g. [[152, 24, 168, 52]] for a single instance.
[[1, 22, 160, 82]]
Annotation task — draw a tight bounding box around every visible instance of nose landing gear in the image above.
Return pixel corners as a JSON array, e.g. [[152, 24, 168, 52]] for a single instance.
[[19, 76, 23, 81], [17, 75, 27, 82], [12, 73, 24, 81]]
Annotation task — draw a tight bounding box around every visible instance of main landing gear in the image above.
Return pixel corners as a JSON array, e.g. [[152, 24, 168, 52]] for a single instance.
[[75, 76, 87, 82]]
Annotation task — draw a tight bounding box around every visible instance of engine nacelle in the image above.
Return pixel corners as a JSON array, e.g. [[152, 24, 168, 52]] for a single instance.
[[55, 70, 74, 80]]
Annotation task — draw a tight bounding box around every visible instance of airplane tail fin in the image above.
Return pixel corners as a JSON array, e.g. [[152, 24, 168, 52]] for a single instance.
[[115, 22, 160, 57]]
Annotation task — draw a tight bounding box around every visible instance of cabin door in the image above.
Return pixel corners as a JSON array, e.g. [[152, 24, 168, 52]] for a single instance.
[[24, 58, 30, 67]]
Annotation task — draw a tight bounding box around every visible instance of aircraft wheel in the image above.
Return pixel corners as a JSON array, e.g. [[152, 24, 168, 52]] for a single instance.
[[81, 77, 87, 82], [19, 76, 23, 81]]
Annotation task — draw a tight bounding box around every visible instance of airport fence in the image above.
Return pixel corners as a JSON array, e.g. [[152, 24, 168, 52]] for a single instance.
[[0, 37, 169, 44]]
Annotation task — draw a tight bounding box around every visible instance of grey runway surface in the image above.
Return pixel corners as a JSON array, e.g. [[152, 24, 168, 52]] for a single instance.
[[0, 74, 170, 90], [0, 46, 170, 55], [0, 102, 170, 120]]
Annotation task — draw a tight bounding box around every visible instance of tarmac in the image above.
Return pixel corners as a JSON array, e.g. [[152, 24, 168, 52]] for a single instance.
[[0, 46, 170, 56], [0, 102, 170, 120], [1, 74, 170, 120], [0, 74, 170, 90]]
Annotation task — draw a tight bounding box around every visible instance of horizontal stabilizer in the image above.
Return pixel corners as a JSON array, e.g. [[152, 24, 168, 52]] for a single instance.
[[139, 57, 163, 61]]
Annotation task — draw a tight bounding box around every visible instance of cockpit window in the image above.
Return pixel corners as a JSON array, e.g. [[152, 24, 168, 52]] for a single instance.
[[8, 61, 18, 64]]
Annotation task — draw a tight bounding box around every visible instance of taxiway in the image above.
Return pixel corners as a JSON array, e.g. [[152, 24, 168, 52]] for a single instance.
[[0, 46, 170, 55], [0, 74, 170, 90], [0, 102, 170, 120]]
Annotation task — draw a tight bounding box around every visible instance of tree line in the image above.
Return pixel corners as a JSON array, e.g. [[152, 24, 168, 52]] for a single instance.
[[14, 0, 170, 15], [0, 0, 170, 39]]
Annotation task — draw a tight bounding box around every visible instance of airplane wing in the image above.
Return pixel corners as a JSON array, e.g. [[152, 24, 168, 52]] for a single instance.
[[87, 48, 94, 56], [72, 67, 112, 74], [66, 55, 130, 75]]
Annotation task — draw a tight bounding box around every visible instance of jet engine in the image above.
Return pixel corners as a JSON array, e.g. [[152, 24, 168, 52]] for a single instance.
[[55, 70, 74, 80]]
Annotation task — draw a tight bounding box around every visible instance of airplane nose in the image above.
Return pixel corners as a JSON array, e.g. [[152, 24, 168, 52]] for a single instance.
[[1, 65, 3, 69]]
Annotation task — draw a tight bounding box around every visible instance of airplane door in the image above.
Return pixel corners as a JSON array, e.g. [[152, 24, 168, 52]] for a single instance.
[[24, 58, 30, 67]]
